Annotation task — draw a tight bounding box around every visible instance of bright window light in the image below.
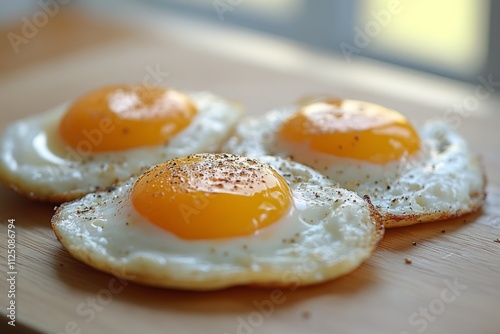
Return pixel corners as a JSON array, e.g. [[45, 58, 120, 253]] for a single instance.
[[359, 0, 490, 75]]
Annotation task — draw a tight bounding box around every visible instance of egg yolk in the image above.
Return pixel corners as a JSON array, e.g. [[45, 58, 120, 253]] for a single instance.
[[131, 154, 292, 240], [277, 100, 420, 164], [59, 85, 197, 152]]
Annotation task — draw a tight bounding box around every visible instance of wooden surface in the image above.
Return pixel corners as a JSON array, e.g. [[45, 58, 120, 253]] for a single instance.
[[1, 9, 499, 334]]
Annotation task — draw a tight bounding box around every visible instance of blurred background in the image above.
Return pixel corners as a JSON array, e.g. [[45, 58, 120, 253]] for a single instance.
[[1, 0, 497, 82], [2, 3, 500, 334]]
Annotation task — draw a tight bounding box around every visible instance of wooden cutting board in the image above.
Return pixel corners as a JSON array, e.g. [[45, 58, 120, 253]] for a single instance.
[[1, 10, 499, 334]]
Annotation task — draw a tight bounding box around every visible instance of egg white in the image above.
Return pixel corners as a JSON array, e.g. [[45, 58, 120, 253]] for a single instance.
[[0, 92, 242, 202], [51, 156, 382, 290], [223, 108, 486, 227]]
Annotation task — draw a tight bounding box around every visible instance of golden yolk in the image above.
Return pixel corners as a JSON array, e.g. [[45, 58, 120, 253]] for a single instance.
[[59, 85, 197, 152], [277, 100, 420, 164], [131, 154, 292, 240]]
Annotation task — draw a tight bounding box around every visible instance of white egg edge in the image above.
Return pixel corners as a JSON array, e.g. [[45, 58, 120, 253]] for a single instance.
[[0, 91, 243, 201], [51, 156, 382, 290], [364, 122, 486, 226]]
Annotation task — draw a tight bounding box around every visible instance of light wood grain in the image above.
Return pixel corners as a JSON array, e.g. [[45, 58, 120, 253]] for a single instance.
[[0, 10, 499, 334]]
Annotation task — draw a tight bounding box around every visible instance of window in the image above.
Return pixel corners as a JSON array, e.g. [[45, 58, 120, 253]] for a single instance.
[[357, 0, 490, 80], [143, 0, 497, 82]]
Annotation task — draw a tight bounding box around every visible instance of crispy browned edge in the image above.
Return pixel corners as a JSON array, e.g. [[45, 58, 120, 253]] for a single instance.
[[51, 191, 385, 291], [0, 173, 122, 204], [3, 181, 87, 203], [383, 158, 488, 228], [363, 194, 385, 241]]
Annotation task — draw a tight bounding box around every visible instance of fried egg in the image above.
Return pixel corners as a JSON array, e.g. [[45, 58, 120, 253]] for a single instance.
[[223, 100, 486, 227], [51, 154, 382, 290], [0, 85, 242, 202]]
